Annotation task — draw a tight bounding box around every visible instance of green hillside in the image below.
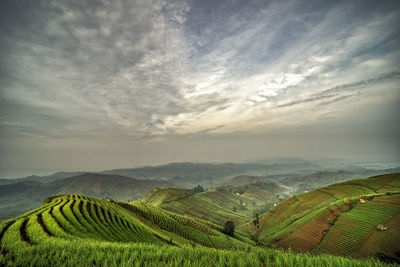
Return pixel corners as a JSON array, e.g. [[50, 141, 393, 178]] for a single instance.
[[313, 194, 400, 257], [101, 162, 317, 187], [0, 194, 390, 266], [0, 194, 250, 249], [0, 173, 171, 221], [140, 185, 283, 228], [45, 173, 171, 201], [256, 173, 400, 260]]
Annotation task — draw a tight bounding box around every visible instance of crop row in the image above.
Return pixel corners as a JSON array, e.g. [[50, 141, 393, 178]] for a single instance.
[[1, 195, 167, 249], [313, 197, 399, 256], [2, 195, 249, 251], [117, 201, 220, 247], [1, 194, 397, 266], [0, 236, 391, 267]]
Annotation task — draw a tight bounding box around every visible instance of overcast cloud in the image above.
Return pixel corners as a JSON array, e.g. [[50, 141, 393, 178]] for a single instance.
[[0, 0, 399, 177]]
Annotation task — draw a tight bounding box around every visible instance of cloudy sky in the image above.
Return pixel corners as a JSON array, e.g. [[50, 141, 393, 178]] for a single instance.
[[1, 0, 399, 177]]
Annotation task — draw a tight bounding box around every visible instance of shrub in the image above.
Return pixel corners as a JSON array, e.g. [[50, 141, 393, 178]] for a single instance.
[[191, 185, 204, 194], [375, 252, 400, 264], [222, 220, 235, 236]]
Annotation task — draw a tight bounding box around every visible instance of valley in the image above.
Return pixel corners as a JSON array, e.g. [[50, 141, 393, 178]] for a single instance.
[[1, 169, 399, 266], [1, 161, 397, 221]]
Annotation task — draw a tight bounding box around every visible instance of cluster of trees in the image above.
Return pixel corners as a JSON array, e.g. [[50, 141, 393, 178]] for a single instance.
[[191, 185, 204, 194], [253, 213, 260, 228], [222, 220, 235, 236]]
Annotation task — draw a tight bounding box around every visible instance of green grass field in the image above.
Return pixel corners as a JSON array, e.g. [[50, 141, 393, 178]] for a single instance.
[[256, 173, 400, 261], [140, 185, 280, 229], [0, 195, 393, 266], [313, 195, 400, 257], [1, 239, 392, 266], [1, 173, 400, 266]]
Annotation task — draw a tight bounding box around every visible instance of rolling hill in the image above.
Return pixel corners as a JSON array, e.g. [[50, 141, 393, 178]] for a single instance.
[[226, 169, 400, 195], [140, 187, 251, 227], [1, 167, 400, 265], [0, 173, 171, 221], [255, 173, 400, 260], [45, 173, 172, 201], [140, 182, 286, 228], [279, 170, 394, 194], [0, 172, 86, 185], [0, 194, 250, 248], [0, 194, 389, 266], [101, 162, 317, 187]]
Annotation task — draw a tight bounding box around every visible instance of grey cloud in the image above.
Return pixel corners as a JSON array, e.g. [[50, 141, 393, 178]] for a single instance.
[[0, 98, 82, 139], [278, 94, 336, 108], [318, 93, 360, 106], [187, 0, 399, 87], [278, 71, 400, 108], [189, 124, 225, 136], [1, 0, 191, 139], [181, 1, 340, 75], [188, 93, 230, 113], [0, 95, 114, 139], [1, 0, 400, 176], [321, 71, 400, 95]]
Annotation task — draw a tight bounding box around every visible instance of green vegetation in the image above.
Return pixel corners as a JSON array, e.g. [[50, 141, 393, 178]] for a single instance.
[[0, 239, 391, 266], [1, 173, 399, 266], [140, 183, 284, 229], [0, 194, 248, 248], [140, 187, 253, 227], [313, 195, 400, 258], [0, 194, 392, 266], [0, 173, 171, 221], [222, 221, 235, 237], [255, 173, 400, 259]]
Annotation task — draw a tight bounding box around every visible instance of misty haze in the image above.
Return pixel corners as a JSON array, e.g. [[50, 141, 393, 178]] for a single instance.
[[0, 0, 399, 266]]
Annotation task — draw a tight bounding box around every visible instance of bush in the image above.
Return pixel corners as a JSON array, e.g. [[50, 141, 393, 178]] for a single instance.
[[222, 220, 235, 237], [375, 252, 400, 264], [191, 185, 204, 194]]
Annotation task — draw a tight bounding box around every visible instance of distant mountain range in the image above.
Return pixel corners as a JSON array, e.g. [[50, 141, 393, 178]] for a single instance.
[[0, 171, 85, 185], [1, 161, 399, 221], [0, 173, 171, 220], [1, 171, 399, 265], [2, 161, 399, 186], [0, 161, 319, 185], [100, 162, 319, 187]]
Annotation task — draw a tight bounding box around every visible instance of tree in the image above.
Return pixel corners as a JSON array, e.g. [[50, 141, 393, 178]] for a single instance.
[[192, 185, 204, 193], [222, 220, 235, 236], [253, 213, 260, 228]]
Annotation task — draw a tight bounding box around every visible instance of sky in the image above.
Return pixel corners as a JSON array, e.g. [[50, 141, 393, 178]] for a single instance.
[[0, 0, 399, 177]]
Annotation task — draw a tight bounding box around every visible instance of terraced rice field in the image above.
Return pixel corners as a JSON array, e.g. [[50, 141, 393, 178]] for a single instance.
[[259, 174, 400, 248], [141, 187, 253, 227], [274, 200, 353, 252], [0, 195, 392, 266], [0, 195, 253, 250], [258, 175, 400, 262], [313, 195, 400, 258]]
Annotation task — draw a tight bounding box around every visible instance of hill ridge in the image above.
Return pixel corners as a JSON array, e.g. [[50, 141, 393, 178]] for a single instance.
[[255, 173, 400, 259], [1, 176, 399, 266]]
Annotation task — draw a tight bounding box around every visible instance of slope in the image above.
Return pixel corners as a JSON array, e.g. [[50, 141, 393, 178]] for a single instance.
[[0, 173, 171, 221], [257, 173, 400, 259], [45, 173, 172, 201], [140, 184, 285, 228], [0, 195, 390, 266], [0, 194, 249, 250], [101, 162, 317, 187]]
